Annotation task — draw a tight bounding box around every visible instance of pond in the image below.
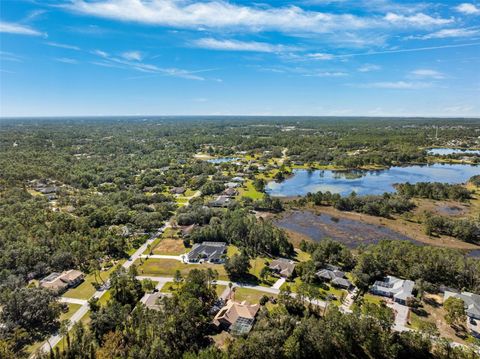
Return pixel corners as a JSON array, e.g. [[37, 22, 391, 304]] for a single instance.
[[265, 163, 479, 197], [428, 148, 480, 155], [207, 157, 239, 164]]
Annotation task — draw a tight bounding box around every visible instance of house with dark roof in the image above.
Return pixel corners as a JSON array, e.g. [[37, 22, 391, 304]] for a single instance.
[[170, 187, 186, 195], [185, 242, 227, 263], [269, 258, 296, 278], [213, 300, 260, 335], [444, 291, 480, 337], [209, 195, 234, 207], [371, 276, 415, 305], [223, 188, 238, 197], [316, 264, 352, 289]]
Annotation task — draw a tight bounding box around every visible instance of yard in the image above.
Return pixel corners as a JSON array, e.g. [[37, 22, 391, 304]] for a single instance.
[[63, 265, 118, 300], [281, 277, 347, 306], [59, 303, 82, 322], [134, 258, 229, 280], [161, 281, 226, 297], [238, 180, 264, 200], [232, 287, 276, 304]]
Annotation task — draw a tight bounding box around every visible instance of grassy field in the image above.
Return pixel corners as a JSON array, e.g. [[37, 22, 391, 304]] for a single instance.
[[238, 180, 264, 200], [232, 287, 276, 304], [64, 266, 117, 300], [362, 293, 386, 306], [135, 258, 229, 280]]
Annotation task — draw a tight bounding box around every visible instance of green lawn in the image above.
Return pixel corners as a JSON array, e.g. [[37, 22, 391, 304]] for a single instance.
[[281, 277, 347, 306], [362, 293, 385, 305], [59, 303, 82, 322], [233, 287, 276, 304], [239, 180, 264, 199], [135, 258, 229, 280], [160, 281, 226, 297], [64, 266, 117, 300], [294, 249, 311, 262]]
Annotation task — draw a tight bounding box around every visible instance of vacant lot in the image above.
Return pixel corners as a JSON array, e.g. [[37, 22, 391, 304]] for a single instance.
[[152, 238, 189, 255], [135, 258, 229, 280]]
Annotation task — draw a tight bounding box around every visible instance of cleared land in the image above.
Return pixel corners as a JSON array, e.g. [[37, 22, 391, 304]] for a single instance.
[[134, 258, 229, 280]]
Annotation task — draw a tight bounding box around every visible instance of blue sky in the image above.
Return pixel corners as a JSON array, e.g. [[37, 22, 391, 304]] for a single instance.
[[1, 0, 479, 117]]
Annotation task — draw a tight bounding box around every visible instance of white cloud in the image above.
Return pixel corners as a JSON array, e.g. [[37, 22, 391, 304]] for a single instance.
[[305, 71, 348, 77], [121, 51, 143, 61], [410, 68, 444, 79], [358, 64, 381, 72], [361, 81, 432, 89], [306, 52, 334, 60], [0, 21, 43, 36], [416, 28, 480, 39], [455, 3, 480, 15], [384, 12, 453, 27], [65, 0, 452, 35], [46, 42, 81, 50], [193, 38, 296, 52], [56, 57, 79, 64], [92, 49, 109, 58]]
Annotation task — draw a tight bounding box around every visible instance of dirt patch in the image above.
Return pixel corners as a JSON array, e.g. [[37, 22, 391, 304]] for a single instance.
[[152, 238, 188, 255], [413, 199, 469, 218]]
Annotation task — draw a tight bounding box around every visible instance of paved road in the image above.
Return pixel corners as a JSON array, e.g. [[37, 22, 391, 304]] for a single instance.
[[59, 297, 88, 306]]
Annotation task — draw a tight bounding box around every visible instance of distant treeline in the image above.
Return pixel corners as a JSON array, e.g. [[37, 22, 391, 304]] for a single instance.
[[424, 215, 480, 243], [396, 182, 472, 201], [303, 191, 414, 218]]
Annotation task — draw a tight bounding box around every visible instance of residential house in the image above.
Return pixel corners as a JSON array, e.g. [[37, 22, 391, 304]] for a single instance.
[[316, 264, 352, 289], [213, 300, 260, 335], [185, 242, 227, 263], [371, 275, 415, 305], [224, 182, 240, 188], [231, 176, 244, 183], [223, 188, 238, 197], [40, 270, 84, 293], [144, 292, 172, 311], [209, 195, 233, 207], [170, 187, 186, 195], [444, 290, 480, 337], [269, 258, 296, 278]]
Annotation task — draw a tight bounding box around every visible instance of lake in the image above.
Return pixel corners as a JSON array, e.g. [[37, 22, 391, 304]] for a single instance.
[[266, 163, 479, 197], [428, 148, 480, 155], [207, 157, 239, 164]]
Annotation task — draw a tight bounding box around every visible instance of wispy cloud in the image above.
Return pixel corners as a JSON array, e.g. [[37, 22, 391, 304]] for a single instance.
[[0, 21, 44, 36], [306, 53, 334, 60], [193, 38, 297, 52], [46, 42, 81, 50], [412, 27, 480, 40], [409, 68, 444, 79], [121, 51, 143, 61], [56, 57, 79, 64], [90, 50, 212, 80], [358, 64, 381, 72], [455, 3, 480, 15], [0, 51, 23, 62], [64, 0, 452, 35], [360, 81, 432, 89], [305, 71, 348, 77]]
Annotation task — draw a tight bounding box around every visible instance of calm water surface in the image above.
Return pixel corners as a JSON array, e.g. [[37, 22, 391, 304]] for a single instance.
[[428, 148, 480, 155], [266, 163, 479, 197]]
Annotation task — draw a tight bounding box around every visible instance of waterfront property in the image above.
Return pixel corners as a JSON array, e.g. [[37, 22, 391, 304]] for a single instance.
[[269, 258, 296, 278], [40, 270, 84, 293], [213, 300, 260, 335], [185, 242, 227, 263], [371, 276, 415, 305]]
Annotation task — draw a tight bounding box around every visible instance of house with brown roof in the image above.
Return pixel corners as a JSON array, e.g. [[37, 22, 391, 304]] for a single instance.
[[269, 258, 296, 278], [40, 269, 84, 293], [213, 300, 260, 335], [170, 187, 186, 195]]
